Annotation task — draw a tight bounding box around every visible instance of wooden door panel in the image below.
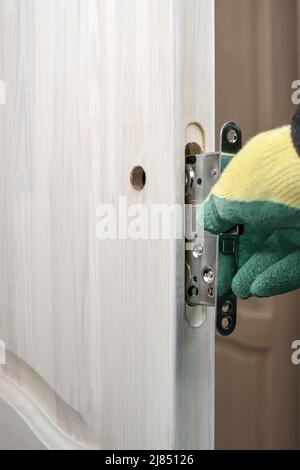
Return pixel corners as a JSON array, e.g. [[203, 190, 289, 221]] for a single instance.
[[0, 398, 46, 450], [0, 0, 215, 449]]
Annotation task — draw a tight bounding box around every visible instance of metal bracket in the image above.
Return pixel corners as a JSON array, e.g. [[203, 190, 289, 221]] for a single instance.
[[185, 122, 242, 336]]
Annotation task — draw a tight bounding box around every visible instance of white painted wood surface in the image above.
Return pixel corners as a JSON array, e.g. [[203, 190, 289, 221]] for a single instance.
[[0, 0, 215, 449], [0, 398, 45, 450], [0, 375, 84, 450]]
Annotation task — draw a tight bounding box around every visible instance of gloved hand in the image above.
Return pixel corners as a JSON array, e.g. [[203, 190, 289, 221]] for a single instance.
[[199, 108, 300, 299], [217, 228, 300, 299]]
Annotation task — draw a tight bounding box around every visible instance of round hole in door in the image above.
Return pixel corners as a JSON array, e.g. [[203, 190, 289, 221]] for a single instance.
[[221, 317, 232, 331], [130, 166, 146, 191]]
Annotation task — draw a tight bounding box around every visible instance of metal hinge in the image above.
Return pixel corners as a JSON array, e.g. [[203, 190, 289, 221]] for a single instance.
[[185, 122, 242, 336]]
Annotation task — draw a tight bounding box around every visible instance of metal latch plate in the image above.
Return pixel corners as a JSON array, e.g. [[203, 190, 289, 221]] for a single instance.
[[185, 122, 242, 336]]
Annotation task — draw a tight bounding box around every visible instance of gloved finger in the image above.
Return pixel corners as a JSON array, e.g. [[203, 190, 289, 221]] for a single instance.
[[218, 230, 268, 297], [232, 231, 296, 299], [238, 229, 270, 267], [201, 195, 238, 234], [218, 252, 237, 297], [251, 249, 300, 298], [203, 194, 278, 235]]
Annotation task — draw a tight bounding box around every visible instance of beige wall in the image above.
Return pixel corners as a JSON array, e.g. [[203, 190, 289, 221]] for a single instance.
[[216, 0, 298, 141], [216, 0, 300, 450]]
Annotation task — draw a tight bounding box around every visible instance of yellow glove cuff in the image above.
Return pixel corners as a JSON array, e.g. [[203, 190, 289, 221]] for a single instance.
[[213, 126, 300, 210]]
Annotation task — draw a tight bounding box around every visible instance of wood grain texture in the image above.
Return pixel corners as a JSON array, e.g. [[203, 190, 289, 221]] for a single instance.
[[0, 398, 46, 450], [0, 0, 214, 449], [0, 375, 84, 450]]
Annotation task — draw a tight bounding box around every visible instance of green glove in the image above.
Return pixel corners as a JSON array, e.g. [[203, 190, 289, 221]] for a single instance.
[[218, 228, 300, 299], [199, 108, 300, 299]]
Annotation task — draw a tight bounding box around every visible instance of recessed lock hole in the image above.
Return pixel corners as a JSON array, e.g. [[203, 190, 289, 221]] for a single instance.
[[227, 129, 238, 144], [221, 317, 232, 331], [208, 287, 215, 297], [193, 276, 198, 284], [197, 178, 202, 186], [130, 166, 146, 191], [222, 300, 232, 315], [188, 286, 199, 297]]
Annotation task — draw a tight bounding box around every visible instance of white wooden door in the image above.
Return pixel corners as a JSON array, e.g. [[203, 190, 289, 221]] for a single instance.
[[0, 0, 215, 450]]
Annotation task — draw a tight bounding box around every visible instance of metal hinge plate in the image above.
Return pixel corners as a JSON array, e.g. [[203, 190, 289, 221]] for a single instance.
[[185, 122, 242, 336]]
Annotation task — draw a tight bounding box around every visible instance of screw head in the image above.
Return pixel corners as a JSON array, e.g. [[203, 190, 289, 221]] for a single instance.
[[193, 244, 204, 259], [203, 267, 215, 284]]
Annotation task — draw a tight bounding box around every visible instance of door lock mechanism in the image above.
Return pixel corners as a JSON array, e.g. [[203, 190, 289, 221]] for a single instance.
[[185, 122, 243, 336]]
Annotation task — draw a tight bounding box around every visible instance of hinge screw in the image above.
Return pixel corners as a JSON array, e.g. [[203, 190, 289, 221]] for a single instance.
[[193, 244, 204, 259], [203, 267, 215, 284]]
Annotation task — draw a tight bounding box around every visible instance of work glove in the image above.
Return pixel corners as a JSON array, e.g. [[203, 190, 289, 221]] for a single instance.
[[217, 228, 300, 299], [199, 106, 300, 299]]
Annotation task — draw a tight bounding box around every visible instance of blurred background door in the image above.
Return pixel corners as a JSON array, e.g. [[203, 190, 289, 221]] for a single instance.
[[216, 0, 300, 450]]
